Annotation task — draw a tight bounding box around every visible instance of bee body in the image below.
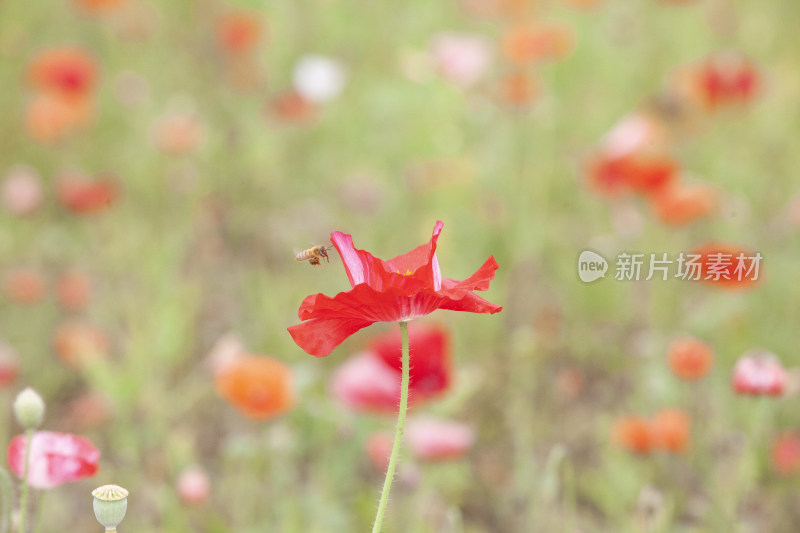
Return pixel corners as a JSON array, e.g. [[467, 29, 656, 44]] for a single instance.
[[296, 245, 331, 266]]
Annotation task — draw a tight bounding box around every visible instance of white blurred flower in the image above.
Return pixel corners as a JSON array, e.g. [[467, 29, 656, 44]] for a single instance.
[[292, 54, 346, 103]]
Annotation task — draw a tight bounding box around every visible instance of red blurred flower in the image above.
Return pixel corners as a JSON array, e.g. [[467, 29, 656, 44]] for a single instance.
[[7, 431, 100, 489], [56, 174, 119, 214], [330, 323, 452, 414], [0, 340, 20, 387], [216, 11, 263, 55], [696, 52, 759, 109], [649, 182, 716, 226], [405, 416, 475, 461], [587, 153, 678, 198], [732, 350, 786, 396], [28, 48, 97, 101], [772, 432, 800, 476], [288, 221, 502, 357]]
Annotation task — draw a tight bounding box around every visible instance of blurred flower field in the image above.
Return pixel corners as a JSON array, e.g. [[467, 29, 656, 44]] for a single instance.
[[1, 0, 800, 531]]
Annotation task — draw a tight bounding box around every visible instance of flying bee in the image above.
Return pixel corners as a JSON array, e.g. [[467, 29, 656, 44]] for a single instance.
[[295, 245, 333, 266]]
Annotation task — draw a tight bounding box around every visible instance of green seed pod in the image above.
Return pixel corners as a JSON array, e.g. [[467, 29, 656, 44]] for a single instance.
[[13, 387, 45, 429], [92, 485, 128, 531]]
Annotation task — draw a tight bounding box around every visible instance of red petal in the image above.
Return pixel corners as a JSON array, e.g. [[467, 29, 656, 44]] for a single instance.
[[440, 256, 500, 298], [288, 316, 375, 357], [385, 221, 444, 289], [438, 291, 503, 314]]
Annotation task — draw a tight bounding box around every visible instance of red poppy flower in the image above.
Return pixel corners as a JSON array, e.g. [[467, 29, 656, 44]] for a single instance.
[[288, 221, 502, 357], [732, 350, 786, 396], [7, 431, 100, 489], [329, 323, 451, 414]]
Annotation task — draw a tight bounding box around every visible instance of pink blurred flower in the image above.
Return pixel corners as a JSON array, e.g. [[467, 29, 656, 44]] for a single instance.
[[1, 166, 43, 216], [7, 431, 100, 489], [329, 323, 452, 414], [365, 431, 393, 471], [176, 465, 211, 505], [430, 33, 491, 88], [732, 350, 786, 396], [405, 416, 475, 461]]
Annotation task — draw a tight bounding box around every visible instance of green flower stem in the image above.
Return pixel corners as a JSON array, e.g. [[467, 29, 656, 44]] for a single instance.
[[0, 466, 12, 533], [371, 321, 410, 533], [19, 428, 34, 533]]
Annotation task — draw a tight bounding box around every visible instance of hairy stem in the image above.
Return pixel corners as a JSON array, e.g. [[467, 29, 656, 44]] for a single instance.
[[371, 321, 410, 533]]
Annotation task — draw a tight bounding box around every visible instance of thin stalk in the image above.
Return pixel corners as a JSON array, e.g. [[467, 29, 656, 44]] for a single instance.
[[371, 321, 410, 533], [0, 466, 12, 533], [18, 429, 33, 533]]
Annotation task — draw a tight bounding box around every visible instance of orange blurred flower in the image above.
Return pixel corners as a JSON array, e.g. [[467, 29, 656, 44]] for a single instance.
[[56, 271, 92, 312], [153, 111, 205, 156], [268, 90, 317, 123], [28, 48, 97, 101], [215, 355, 294, 420], [25, 92, 93, 144], [3, 269, 46, 305], [612, 416, 653, 454], [650, 408, 690, 453], [667, 337, 714, 380], [217, 11, 263, 55], [692, 243, 761, 289], [498, 71, 538, 105], [53, 320, 109, 368], [73, 0, 125, 14], [649, 182, 716, 225], [501, 22, 574, 64]]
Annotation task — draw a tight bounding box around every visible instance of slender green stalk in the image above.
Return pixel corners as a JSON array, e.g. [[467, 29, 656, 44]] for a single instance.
[[18, 428, 34, 533], [0, 466, 12, 533], [371, 321, 410, 533]]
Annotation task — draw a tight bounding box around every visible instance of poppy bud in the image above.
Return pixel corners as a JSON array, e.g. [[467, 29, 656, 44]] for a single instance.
[[92, 484, 128, 531], [13, 387, 45, 429]]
